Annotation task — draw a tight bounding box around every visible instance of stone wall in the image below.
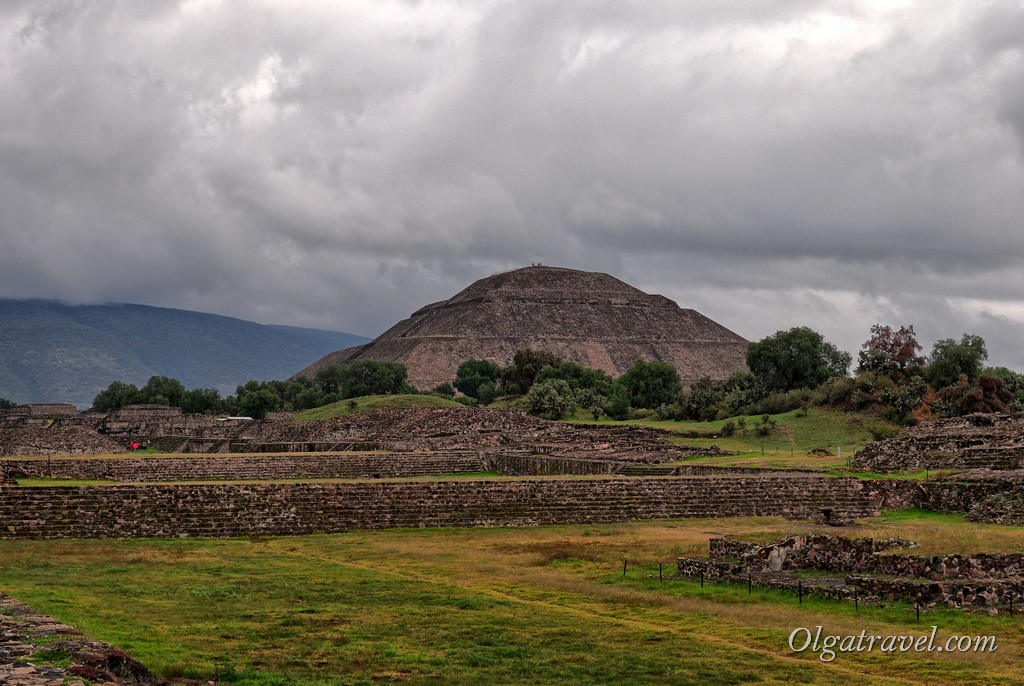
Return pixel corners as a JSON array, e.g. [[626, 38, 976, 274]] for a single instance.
[[0, 475, 881, 540], [853, 413, 1024, 473], [860, 479, 1021, 515], [703, 534, 1024, 581], [1, 452, 485, 482], [484, 453, 624, 476], [484, 453, 823, 478], [679, 534, 1024, 611]]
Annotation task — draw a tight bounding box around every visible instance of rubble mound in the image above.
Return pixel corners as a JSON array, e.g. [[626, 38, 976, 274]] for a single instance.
[[295, 265, 749, 389], [244, 407, 691, 461], [0, 425, 125, 457], [853, 413, 1024, 473], [967, 491, 1024, 526]]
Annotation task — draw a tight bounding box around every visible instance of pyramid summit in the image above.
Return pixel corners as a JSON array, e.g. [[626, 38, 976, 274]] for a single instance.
[[296, 265, 749, 389]]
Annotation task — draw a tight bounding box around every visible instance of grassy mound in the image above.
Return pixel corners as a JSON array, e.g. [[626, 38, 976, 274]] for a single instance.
[[566, 407, 900, 470], [295, 394, 462, 420]]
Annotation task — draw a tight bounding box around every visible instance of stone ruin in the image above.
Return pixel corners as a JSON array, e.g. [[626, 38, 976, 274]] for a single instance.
[[295, 265, 750, 390], [0, 403, 721, 463], [853, 413, 1024, 473], [0, 592, 164, 685], [678, 534, 1024, 613]]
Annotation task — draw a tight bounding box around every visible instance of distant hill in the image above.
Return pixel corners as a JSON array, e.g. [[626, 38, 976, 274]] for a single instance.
[[0, 300, 369, 407]]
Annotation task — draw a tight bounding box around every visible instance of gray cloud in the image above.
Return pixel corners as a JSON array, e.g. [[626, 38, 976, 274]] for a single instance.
[[2, 0, 1024, 371]]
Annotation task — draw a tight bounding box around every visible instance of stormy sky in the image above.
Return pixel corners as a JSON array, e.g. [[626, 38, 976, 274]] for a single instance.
[[2, 0, 1023, 370]]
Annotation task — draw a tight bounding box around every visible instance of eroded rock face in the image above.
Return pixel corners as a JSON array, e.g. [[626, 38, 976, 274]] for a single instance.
[[853, 413, 1024, 473], [295, 265, 749, 389]]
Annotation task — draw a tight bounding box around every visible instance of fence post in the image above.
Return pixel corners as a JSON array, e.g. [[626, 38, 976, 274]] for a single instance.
[[659, 563, 663, 582], [623, 559, 627, 577], [798, 581, 803, 604], [700, 570, 704, 588], [748, 573, 752, 595]]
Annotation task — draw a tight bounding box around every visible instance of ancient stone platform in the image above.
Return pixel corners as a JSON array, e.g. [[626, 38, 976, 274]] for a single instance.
[[295, 265, 750, 389], [0, 593, 163, 685]]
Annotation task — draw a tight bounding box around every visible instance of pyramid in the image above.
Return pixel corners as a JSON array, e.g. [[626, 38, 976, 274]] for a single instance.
[[296, 266, 749, 389]]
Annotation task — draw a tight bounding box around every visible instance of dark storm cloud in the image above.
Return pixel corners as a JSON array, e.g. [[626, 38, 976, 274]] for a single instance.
[[1, 0, 1023, 368]]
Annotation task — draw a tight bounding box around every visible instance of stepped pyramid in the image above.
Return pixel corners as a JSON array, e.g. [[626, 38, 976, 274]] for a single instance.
[[296, 266, 749, 389]]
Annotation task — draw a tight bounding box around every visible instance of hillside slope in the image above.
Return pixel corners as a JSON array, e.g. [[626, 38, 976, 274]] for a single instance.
[[0, 300, 369, 407]]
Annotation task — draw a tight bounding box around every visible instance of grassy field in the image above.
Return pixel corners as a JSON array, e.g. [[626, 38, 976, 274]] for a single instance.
[[2, 513, 1023, 685], [295, 394, 462, 420], [565, 407, 899, 471]]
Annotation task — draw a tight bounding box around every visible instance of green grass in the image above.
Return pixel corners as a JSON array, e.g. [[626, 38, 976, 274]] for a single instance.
[[566, 407, 898, 471], [295, 394, 462, 420], [1, 514, 1022, 685], [15, 477, 118, 487]]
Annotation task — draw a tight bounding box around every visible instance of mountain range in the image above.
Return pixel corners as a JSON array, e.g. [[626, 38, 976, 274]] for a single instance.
[[0, 300, 369, 407]]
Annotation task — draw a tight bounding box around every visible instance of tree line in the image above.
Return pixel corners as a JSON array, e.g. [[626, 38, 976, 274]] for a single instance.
[[89, 360, 413, 419], [77, 322, 1024, 423]]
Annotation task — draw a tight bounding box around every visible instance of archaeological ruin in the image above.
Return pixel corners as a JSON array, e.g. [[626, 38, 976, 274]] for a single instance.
[[294, 265, 750, 389], [1, 403, 1023, 543], [678, 534, 1024, 613]]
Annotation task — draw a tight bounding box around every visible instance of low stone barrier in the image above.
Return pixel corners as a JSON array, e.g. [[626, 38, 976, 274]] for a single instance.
[[679, 534, 1024, 611]]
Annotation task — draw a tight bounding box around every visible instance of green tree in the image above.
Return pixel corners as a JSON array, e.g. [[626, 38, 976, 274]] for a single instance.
[[603, 381, 631, 420], [237, 388, 280, 420], [618, 359, 682, 409], [535, 361, 613, 399], [525, 379, 575, 420], [747, 327, 851, 393], [0, 397, 17, 410], [92, 381, 141, 411], [499, 349, 563, 396], [454, 359, 501, 402], [432, 382, 455, 397], [137, 376, 186, 407], [857, 324, 926, 381], [927, 334, 988, 390], [879, 376, 928, 422], [337, 360, 411, 398], [180, 388, 225, 415], [314, 365, 346, 394]]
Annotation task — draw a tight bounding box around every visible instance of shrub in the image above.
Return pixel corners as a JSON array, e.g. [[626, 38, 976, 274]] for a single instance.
[[454, 359, 501, 401], [526, 379, 575, 420], [618, 360, 682, 409], [865, 420, 900, 441]]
